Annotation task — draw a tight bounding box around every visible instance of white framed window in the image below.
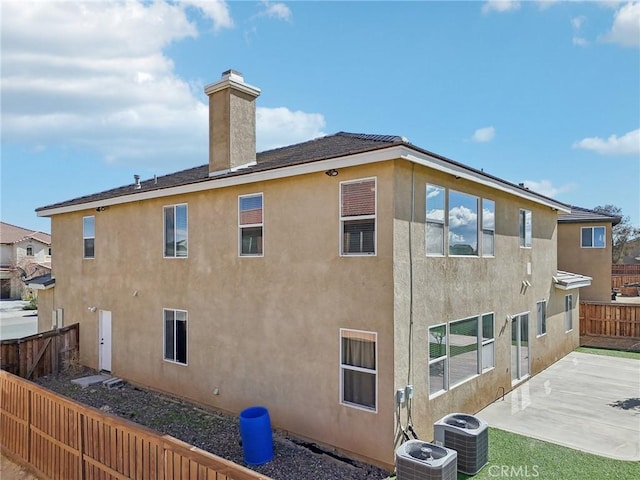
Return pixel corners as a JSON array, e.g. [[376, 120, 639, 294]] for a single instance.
[[537, 300, 547, 336], [239, 193, 263, 256], [519, 209, 532, 248], [449, 316, 480, 387], [428, 323, 447, 396], [449, 190, 479, 256], [340, 178, 376, 256], [164, 204, 188, 258], [164, 309, 187, 365], [565, 294, 573, 332], [26, 246, 33, 256], [426, 184, 445, 255], [83, 216, 95, 259], [340, 329, 377, 411], [481, 313, 495, 371], [581, 226, 605, 248], [482, 199, 495, 256]]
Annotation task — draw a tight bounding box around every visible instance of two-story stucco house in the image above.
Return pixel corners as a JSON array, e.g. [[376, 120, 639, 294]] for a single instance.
[[0, 222, 51, 299], [35, 70, 589, 469], [558, 206, 621, 302]]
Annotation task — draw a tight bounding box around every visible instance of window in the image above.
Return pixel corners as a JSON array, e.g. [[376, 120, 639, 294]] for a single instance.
[[448, 190, 478, 256], [340, 329, 377, 410], [83, 216, 95, 258], [426, 184, 445, 255], [519, 209, 532, 248], [341, 178, 376, 255], [26, 246, 33, 256], [449, 317, 479, 386], [164, 204, 188, 258], [581, 226, 605, 248], [239, 194, 263, 256], [164, 309, 187, 364], [565, 294, 573, 332], [482, 199, 495, 256], [48, 248, 52, 256], [537, 300, 547, 336], [428, 324, 447, 396], [481, 313, 495, 370]]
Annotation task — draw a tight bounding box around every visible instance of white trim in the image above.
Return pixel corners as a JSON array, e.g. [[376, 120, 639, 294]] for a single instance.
[[38, 145, 571, 217], [580, 225, 606, 248], [163, 308, 188, 366], [339, 177, 377, 257], [339, 328, 378, 413], [238, 192, 264, 257], [426, 183, 446, 256], [480, 312, 495, 372]]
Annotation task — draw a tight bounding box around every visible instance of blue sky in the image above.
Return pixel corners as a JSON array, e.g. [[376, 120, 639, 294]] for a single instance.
[[2, 0, 639, 233]]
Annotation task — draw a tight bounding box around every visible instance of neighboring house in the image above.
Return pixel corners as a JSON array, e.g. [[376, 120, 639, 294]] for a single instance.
[[35, 70, 589, 469], [0, 221, 51, 299], [557, 206, 621, 302]]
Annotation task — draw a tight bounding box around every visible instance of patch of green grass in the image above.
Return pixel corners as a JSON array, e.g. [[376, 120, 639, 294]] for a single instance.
[[577, 346, 640, 360], [385, 428, 640, 480]]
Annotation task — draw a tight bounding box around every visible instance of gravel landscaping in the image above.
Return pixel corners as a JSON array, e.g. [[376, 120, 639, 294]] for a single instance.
[[34, 367, 391, 480]]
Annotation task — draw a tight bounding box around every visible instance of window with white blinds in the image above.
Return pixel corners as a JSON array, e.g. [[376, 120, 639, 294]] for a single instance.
[[340, 178, 376, 255]]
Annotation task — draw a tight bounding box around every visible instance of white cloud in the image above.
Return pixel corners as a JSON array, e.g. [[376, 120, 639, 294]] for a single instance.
[[481, 1, 521, 14], [601, 2, 640, 47], [260, 1, 292, 21], [571, 16, 586, 29], [179, 0, 234, 31], [573, 129, 640, 155], [1, 0, 321, 169], [572, 36, 589, 47], [448, 206, 478, 228], [256, 107, 325, 150], [471, 126, 496, 143], [537, 0, 560, 10], [522, 180, 576, 198]]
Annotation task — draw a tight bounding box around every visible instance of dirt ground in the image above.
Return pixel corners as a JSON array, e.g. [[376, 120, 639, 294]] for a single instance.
[[0, 453, 39, 480]]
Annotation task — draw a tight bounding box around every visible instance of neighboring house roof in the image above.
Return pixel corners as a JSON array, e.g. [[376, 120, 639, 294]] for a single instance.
[[0, 221, 51, 245], [553, 270, 593, 290], [558, 206, 621, 226], [36, 132, 571, 215], [27, 273, 55, 290]]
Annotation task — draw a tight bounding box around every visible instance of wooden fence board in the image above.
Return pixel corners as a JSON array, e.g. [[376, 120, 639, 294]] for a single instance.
[[580, 301, 640, 338], [1, 371, 270, 480]]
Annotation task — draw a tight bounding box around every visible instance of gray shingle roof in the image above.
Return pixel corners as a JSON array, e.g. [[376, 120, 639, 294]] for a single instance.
[[36, 132, 406, 212], [558, 206, 621, 225]]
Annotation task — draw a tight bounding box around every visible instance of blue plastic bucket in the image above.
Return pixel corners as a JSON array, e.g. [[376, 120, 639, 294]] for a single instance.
[[239, 406, 274, 465]]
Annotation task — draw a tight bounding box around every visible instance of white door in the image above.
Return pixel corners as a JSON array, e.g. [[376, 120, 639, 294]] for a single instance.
[[99, 310, 112, 372]]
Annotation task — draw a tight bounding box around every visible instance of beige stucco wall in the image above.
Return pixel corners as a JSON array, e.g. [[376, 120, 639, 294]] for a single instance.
[[42, 157, 581, 469], [392, 162, 579, 445], [558, 222, 613, 302], [44, 162, 397, 468]]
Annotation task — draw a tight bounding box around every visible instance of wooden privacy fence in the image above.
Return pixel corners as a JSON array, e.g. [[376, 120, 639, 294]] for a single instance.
[[612, 264, 640, 275], [580, 301, 640, 338], [0, 370, 271, 480], [611, 275, 640, 290], [0, 323, 79, 379]]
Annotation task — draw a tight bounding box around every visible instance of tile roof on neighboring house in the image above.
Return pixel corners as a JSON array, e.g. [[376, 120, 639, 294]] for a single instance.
[[36, 131, 571, 215], [558, 206, 622, 225], [0, 222, 51, 245]]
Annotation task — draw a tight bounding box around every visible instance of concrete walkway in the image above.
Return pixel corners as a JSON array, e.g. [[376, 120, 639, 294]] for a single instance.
[[478, 351, 640, 461]]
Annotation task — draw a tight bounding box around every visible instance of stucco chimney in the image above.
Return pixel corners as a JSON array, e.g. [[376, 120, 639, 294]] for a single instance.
[[204, 70, 261, 175]]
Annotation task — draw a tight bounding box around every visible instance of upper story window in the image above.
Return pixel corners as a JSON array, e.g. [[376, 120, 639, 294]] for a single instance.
[[340, 178, 376, 256], [519, 209, 532, 248], [26, 246, 33, 256], [164, 204, 188, 258], [48, 248, 52, 256], [340, 329, 377, 411], [83, 216, 95, 259], [581, 226, 605, 248], [239, 193, 263, 256], [426, 184, 445, 255], [449, 190, 478, 256], [481, 199, 495, 256]]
